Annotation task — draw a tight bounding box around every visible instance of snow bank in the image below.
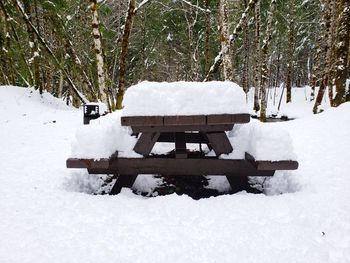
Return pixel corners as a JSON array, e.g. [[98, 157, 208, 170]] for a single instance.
[[70, 111, 140, 159], [122, 81, 248, 116], [223, 119, 297, 161], [0, 86, 71, 118]]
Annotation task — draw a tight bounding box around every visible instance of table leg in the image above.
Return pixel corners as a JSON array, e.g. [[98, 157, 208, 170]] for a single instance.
[[175, 132, 187, 158], [205, 131, 233, 156], [226, 176, 250, 193], [133, 132, 160, 156], [110, 174, 138, 195]]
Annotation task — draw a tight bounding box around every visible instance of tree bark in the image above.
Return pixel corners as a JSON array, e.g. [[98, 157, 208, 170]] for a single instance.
[[253, 0, 261, 112], [332, 0, 350, 106], [218, 0, 234, 81], [90, 0, 108, 103], [260, 0, 277, 122], [313, 0, 332, 113], [286, 0, 295, 103], [116, 0, 136, 110], [204, 0, 210, 75], [23, 0, 41, 92], [242, 0, 249, 93]]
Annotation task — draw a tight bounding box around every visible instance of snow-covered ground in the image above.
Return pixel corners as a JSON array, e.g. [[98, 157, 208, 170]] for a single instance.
[[1, 86, 350, 263]]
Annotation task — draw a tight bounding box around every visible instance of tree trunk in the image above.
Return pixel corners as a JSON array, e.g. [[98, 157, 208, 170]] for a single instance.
[[253, 0, 261, 112], [286, 0, 295, 103], [328, 0, 337, 102], [219, 0, 234, 81], [90, 0, 108, 103], [116, 0, 136, 110], [313, 0, 332, 113], [204, 0, 210, 75], [242, 0, 249, 93], [332, 0, 350, 106], [259, 0, 276, 122], [23, 0, 41, 92]]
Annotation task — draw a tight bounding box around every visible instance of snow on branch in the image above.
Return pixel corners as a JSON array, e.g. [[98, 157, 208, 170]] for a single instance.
[[134, 0, 152, 13], [13, 0, 88, 103], [178, 0, 211, 13], [204, 0, 257, 81]]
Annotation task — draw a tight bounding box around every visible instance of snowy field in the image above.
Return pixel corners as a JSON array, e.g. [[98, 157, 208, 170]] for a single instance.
[[1, 85, 350, 263]]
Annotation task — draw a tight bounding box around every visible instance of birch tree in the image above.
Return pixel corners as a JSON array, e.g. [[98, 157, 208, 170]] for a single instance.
[[89, 0, 108, 104]]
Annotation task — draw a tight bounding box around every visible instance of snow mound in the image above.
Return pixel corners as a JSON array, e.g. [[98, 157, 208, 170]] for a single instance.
[[70, 111, 140, 159], [122, 81, 248, 116], [0, 86, 72, 117], [222, 119, 297, 161]]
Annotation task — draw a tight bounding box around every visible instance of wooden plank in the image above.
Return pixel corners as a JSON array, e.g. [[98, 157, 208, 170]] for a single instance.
[[110, 174, 138, 195], [207, 114, 250, 125], [205, 132, 233, 155], [67, 157, 276, 176], [158, 132, 209, 143], [122, 114, 250, 127], [164, 115, 206, 126], [133, 132, 160, 156], [175, 133, 187, 158], [245, 152, 299, 171], [66, 158, 109, 169], [121, 116, 163, 126], [131, 124, 234, 133]]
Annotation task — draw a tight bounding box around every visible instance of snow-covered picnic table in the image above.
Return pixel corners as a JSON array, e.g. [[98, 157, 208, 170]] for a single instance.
[[67, 81, 298, 194]]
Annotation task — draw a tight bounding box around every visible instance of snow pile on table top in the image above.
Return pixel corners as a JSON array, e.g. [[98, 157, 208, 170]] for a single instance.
[[122, 81, 248, 116], [222, 119, 297, 161], [70, 111, 140, 159]]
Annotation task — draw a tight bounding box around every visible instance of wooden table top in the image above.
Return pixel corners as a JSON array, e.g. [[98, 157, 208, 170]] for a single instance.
[[121, 113, 250, 127]]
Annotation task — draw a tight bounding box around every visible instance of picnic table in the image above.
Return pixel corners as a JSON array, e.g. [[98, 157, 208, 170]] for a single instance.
[[66, 81, 298, 195]]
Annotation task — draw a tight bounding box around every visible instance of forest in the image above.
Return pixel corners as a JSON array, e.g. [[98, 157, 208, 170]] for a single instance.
[[0, 0, 349, 120]]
